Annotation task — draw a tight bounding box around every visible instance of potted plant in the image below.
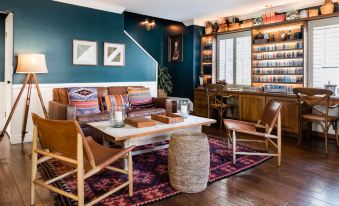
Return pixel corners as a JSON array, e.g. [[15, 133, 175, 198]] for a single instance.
[[158, 66, 173, 97]]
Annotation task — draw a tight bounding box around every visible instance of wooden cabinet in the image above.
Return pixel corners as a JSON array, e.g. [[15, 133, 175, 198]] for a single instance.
[[193, 88, 302, 136], [266, 96, 299, 134], [193, 89, 209, 118], [239, 95, 266, 122]]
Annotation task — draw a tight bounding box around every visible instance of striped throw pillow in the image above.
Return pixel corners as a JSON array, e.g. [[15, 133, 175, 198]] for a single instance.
[[101, 94, 129, 112], [127, 87, 154, 108], [68, 87, 101, 115]]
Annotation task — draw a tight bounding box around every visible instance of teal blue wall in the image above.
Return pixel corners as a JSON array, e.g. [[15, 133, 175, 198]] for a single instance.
[[164, 25, 203, 100], [0, 0, 156, 84], [124, 12, 203, 100], [124, 12, 165, 66], [0, 14, 5, 82]]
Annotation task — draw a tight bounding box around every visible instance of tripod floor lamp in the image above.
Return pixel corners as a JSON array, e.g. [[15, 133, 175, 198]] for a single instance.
[[0, 54, 49, 143]]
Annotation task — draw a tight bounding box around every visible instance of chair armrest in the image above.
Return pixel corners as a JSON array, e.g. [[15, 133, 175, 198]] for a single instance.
[[152, 97, 172, 113], [49, 101, 76, 120]]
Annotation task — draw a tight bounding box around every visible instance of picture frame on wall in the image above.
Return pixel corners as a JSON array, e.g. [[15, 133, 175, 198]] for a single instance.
[[103, 42, 125, 66], [168, 34, 183, 63], [73, 39, 98, 65]]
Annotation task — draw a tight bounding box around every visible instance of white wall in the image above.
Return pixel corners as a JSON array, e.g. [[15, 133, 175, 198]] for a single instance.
[[0, 82, 5, 129], [9, 81, 157, 144]]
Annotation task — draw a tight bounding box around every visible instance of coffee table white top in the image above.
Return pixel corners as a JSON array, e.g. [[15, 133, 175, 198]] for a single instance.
[[87, 115, 216, 141]]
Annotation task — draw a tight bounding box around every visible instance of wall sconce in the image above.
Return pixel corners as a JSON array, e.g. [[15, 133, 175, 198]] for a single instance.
[[143, 18, 156, 31]]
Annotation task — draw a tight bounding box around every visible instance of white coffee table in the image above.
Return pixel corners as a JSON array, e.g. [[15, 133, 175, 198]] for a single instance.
[[87, 115, 216, 168]]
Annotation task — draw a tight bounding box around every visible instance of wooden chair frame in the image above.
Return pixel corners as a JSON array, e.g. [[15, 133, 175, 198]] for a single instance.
[[224, 100, 282, 166], [206, 84, 234, 129], [294, 88, 339, 154], [229, 113, 282, 166], [31, 126, 133, 206]]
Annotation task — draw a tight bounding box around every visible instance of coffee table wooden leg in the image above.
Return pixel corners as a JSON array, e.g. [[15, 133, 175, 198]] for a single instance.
[[122, 139, 133, 170], [102, 135, 110, 147]]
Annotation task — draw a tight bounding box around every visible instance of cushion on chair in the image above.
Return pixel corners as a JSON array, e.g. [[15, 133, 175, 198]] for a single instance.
[[68, 87, 101, 116], [127, 108, 166, 117], [223, 119, 257, 133], [128, 87, 154, 108], [100, 94, 129, 112]]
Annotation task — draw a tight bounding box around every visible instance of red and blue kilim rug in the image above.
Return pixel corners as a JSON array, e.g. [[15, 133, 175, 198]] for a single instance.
[[39, 137, 272, 206]]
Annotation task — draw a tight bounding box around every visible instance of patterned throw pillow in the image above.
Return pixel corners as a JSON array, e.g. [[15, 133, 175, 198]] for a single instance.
[[100, 94, 129, 112], [127, 87, 154, 108], [68, 87, 101, 115]]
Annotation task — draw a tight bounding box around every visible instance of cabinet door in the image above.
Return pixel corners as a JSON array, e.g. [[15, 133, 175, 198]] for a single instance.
[[194, 90, 208, 117], [266, 97, 299, 134], [239, 95, 265, 122]]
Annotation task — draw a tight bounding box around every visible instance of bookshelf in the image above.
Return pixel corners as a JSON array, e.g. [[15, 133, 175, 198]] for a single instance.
[[200, 34, 216, 84], [251, 22, 306, 92]]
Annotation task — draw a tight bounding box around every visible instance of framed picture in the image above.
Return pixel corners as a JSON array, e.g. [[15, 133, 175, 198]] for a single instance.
[[73, 40, 97, 65], [103, 42, 125, 66], [168, 34, 183, 63]]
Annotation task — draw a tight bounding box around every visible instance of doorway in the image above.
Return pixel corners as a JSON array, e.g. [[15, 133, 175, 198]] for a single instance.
[[0, 11, 13, 132]]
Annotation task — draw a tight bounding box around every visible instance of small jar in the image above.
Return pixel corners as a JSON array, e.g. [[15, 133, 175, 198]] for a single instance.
[[110, 105, 126, 128]]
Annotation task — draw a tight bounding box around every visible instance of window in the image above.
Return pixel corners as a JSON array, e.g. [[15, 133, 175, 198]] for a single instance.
[[217, 31, 251, 85], [310, 18, 339, 88]]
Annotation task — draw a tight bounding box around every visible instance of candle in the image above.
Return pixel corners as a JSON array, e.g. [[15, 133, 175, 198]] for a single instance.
[[181, 104, 188, 115], [114, 111, 123, 122]]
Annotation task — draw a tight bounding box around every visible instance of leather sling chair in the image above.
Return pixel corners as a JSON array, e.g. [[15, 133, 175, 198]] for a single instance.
[[224, 100, 282, 166], [293, 88, 339, 154], [30, 113, 135, 206]]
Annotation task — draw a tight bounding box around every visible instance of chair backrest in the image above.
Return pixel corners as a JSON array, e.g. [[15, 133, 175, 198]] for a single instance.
[[31, 113, 94, 164], [206, 83, 227, 104], [260, 100, 282, 131], [293, 88, 332, 116]]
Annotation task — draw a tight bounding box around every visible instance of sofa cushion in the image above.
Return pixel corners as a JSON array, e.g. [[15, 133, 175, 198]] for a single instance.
[[100, 94, 129, 112], [68, 87, 101, 116], [127, 108, 166, 118], [59, 88, 69, 104], [127, 87, 154, 108], [77, 112, 110, 124], [107, 86, 145, 95]]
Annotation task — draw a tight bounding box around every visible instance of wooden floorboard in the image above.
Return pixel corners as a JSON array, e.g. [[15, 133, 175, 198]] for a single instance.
[[0, 126, 339, 206]]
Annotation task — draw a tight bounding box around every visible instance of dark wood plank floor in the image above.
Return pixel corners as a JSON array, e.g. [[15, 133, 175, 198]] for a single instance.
[[1, 127, 339, 206]]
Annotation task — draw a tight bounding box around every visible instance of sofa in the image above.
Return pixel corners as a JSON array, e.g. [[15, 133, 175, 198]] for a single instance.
[[49, 86, 172, 141], [49, 86, 172, 123]]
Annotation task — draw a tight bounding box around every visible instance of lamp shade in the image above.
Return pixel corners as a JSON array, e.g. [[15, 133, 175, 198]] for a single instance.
[[16, 54, 48, 73]]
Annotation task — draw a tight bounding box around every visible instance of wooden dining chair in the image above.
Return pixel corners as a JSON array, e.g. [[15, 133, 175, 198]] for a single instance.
[[293, 88, 339, 154], [224, 100, 282, 166], [206, 83, 234, 129], [30, 113, 135, 206]]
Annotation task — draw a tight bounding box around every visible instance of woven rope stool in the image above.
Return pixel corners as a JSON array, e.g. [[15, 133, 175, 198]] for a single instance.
[[168, 132, 210, 193]]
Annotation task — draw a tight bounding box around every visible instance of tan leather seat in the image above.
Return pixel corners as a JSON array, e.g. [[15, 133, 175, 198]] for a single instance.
[[30, 113, 135, 206], [223, 119, 256, 133]]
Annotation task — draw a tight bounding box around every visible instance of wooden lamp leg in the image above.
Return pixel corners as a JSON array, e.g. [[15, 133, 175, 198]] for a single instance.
[[32, 74, 48, 118], [0, 74, 31, 141], [22, 74, 33, 142]]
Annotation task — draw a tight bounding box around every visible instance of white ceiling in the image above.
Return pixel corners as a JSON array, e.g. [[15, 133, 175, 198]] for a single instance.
[[54, 0, 324, 26]]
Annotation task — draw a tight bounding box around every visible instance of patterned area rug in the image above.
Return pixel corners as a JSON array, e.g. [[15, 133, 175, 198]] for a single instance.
[[39, 137, 271, 206]]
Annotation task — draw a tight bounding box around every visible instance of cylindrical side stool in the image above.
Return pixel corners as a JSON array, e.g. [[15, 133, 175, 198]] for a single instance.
[[168, 132, 210, 193]]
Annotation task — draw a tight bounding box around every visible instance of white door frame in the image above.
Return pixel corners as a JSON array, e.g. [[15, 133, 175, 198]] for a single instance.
[[2, 12, 14, 135]]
